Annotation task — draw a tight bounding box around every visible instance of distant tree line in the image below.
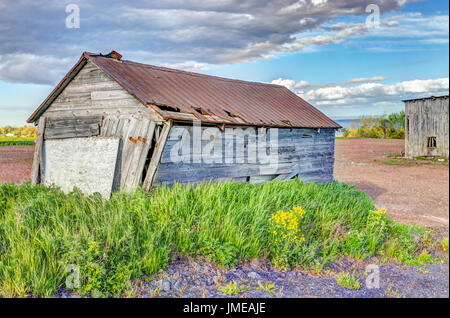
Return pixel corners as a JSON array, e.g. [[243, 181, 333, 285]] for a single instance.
[[0, 125, 37, 138], [340, 111, 405, 139]]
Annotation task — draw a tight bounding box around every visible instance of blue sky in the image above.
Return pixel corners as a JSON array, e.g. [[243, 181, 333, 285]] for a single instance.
[[0, 0, 448, 125]]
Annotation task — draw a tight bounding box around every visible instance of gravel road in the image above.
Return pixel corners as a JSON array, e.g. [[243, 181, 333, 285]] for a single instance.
[[133, 257, 449, 298]]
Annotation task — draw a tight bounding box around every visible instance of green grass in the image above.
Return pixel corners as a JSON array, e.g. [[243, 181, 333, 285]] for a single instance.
[[0, 136, 35, 146], [0, 180, 435, 297], [382, 159, 419, 167], [336, 273, 361, 290], [415, 156, 448, 163]]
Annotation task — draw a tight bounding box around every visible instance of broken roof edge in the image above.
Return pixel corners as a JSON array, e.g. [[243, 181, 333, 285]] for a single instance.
[[167, 117, 341, 129]]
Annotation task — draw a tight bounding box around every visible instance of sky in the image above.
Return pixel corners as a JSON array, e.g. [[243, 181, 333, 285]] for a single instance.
[[0, 0, 448, 126]]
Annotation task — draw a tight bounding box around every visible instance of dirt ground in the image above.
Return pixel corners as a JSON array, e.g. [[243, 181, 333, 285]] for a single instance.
[[0, 140, 449, 231], [0, 146, 34, 184], [335, 139, 449, 232]]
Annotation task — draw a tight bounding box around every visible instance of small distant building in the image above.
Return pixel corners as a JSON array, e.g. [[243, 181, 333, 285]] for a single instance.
[[403, 95, 449, 158]]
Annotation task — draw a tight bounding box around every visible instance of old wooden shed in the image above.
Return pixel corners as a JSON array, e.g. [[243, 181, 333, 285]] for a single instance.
[[27, 51, 341, 197], [404, 95, 449, 159]]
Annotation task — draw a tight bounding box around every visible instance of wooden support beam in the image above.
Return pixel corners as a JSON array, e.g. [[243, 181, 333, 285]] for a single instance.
[[142, 122, 172, 191], [31, 117, 46, 185]]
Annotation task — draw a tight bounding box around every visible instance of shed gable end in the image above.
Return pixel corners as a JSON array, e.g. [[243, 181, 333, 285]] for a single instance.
[[40, 60, 160, 122]]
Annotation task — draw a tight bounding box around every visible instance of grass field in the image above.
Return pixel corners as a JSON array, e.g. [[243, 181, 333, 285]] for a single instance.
[[0, 180, 441, 297], [0, 136, 35, 146]]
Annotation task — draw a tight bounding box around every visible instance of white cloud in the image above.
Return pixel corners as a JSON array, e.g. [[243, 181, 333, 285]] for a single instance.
[[161, 61, 210, 72], [279, 17, 402, 54], [301, 78, 449, 106], [270, 78, 297, 91], [0, 53, 72, 85], [271, 76, 449, 109], [344, 76, 389, 84]]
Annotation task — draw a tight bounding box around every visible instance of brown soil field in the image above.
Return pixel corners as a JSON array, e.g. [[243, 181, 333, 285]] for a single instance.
[[1, 140, 448, 231], [0, 145, 34, 184], [335, 139, 449, 232]]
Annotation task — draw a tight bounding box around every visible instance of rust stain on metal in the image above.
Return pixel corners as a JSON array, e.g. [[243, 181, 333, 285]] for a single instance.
[[106, 50, 122, 61], [129, 137, 137, 144]]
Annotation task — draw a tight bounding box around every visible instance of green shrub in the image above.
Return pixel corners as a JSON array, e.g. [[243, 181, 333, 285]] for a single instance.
[[0, 180, 431, 297], [338, 111, 405, 139]]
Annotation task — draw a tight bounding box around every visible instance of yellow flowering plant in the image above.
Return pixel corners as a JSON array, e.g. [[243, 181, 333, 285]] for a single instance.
[[268, 205, 306, 269], [374, 207, 387, 219]]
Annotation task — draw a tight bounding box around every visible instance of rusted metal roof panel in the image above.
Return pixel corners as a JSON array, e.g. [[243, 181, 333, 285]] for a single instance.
[[28, 51, 341, 128]]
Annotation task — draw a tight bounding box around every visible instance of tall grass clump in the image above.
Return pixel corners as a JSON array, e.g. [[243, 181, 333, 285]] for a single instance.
[[0, 180, 433, 297]]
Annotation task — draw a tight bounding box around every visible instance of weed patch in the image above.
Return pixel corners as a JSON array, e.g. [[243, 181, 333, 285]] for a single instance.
[[439, 237, 449, 253], [219, 281, 250, 296], [256, 281, 277, 294], [336, 273, 361, 290]]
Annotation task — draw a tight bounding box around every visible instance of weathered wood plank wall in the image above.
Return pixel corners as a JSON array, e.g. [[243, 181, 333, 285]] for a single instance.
[[405, 96, 449, 158], [44, 115, 102, 139], [153, 125, 335, 185]]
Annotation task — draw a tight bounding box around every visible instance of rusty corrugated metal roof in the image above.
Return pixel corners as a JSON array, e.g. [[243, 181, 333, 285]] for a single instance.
[[28, 51, 341, 128]]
